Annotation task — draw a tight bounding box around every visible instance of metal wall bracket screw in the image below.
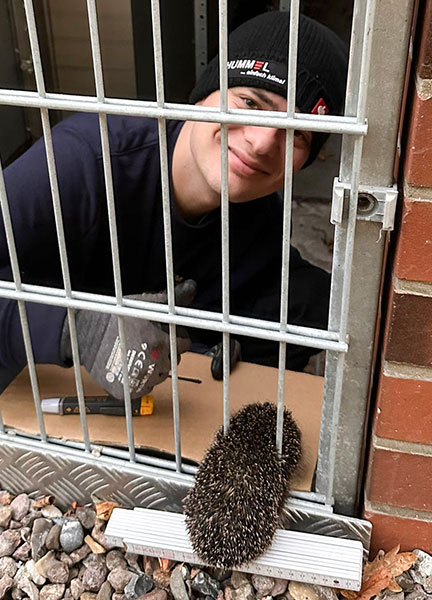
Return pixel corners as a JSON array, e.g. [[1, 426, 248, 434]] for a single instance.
[[331, 178, 398, 231]]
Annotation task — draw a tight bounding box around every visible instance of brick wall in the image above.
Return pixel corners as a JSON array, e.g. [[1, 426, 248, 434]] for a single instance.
[[363, 1, 432, 555]]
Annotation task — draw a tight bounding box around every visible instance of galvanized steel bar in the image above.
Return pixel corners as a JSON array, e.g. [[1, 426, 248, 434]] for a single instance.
[[316, 0, 377, 504], [0, 89, 367, 135], [194, 0, 208, 79], [276, 1, 299, 453], [150, 0, 183, 472], [218, 0, 230, 433], [86, 0, 136, 462], [39, 110, 91, 451], [0, 283, 348, 352], [0, 163, 46, 440], [0, 279, 341, 340], [25, 0, 92, 449]]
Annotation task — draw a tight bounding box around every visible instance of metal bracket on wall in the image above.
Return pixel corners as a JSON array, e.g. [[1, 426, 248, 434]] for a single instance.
[[331, 178, 399, 231]]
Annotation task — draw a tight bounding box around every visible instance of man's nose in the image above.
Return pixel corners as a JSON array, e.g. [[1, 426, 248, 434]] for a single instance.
[[244, 125, 284, 155]]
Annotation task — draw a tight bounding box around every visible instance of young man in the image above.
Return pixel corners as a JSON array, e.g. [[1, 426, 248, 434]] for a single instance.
[[0, 11, 347, 398]]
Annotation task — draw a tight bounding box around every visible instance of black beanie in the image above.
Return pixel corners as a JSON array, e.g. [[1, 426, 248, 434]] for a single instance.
[[190, 11, 348, 166]]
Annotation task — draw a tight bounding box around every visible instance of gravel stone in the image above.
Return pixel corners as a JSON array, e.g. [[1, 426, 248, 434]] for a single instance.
[[76, 508, 97, 531], [45, 525, 61, 551], [70, 578, 84, 600], [288, 583, 318, 600], [91, 523, 117, 551], [0, 574, 13, 599], [152, 569, 171, 589], [0, 556, 17, 578], [26, 559, 46, 585], [11, 587, 25, 600], [0, 493, 13, 506], [82, 593, 98, 600], [13, 542, 31, 561], [39, 584, 65, 600], [106, 551, 128, 572], [405, 584, 431, 600], [170, 568, 190, 600], [206, 568, 230, 583], [60, 520, 85, 553], [143, 557, 159, 577], [59, 552, 74, 567], [47, 561, 69, 584], [270, 579, 288, 597], [64, 589, 74, 600], [82, 561, 109, 592], [311, 585, 338, 600], [35, 551, 59, 577], [21, 511, 42, 529], [41, 506, 63, 520], [18, 579, 39, 600], [113, 594, 127, 600], [97, 580, 113, 600], [10, 494, 30, 521], [0, 507, 12, 529], [124, 574, 154, 599], [136, 590, 167, 600], [69, 544, 91, 564], [108, 568, 135, 594], [191, 572, 220, 599], [396, 571, 416, 593], [125, 553, 140, 570], [9, 520, 22, 530], [31, 518, 52, 560], [231, 573, 250, 590], [21, 527, 32, 542], [224, 586, 233, 600], [0, 530, 21, 557], [251, 575, 274, 596], [231, 583, 254, 600], [411, 550, 432, 593]]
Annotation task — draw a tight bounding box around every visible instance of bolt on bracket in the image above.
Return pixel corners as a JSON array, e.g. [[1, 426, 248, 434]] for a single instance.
[[331, 178, 398, 231]]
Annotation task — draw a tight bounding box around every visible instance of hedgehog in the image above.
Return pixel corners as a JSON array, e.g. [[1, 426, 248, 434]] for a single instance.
[[183, 401, 302, 568]]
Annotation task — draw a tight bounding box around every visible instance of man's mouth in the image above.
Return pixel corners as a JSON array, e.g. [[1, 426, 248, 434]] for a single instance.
[[228, 147, 268, 176]]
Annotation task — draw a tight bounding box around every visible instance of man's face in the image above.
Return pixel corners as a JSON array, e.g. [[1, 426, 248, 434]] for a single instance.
[[188, 87, 312, 205]]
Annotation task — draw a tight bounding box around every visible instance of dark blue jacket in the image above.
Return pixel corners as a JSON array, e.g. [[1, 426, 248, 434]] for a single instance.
[[1, 113, 329, 371]]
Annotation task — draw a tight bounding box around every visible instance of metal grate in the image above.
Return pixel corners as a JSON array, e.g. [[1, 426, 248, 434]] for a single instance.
[[0, 0, 414, 519]]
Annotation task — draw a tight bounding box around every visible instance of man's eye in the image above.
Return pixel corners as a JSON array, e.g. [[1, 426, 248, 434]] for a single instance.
[[242, 97, 259, 109]]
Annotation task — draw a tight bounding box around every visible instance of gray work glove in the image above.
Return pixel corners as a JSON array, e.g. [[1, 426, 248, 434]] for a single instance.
[[61, 280, 197, 399]]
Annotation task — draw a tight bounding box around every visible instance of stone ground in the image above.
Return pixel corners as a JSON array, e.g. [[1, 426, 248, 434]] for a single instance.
[[0, 492, 431, 600]]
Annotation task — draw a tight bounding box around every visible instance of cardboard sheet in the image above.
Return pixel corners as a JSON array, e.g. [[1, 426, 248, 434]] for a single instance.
[[0, 353, 323, 491]]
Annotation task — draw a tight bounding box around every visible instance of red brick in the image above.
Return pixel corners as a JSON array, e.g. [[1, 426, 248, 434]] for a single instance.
[[385, 293, 432, 366], [367, 448, 432, 512], [404, 91, 432, 188], [374, 375, 432, 444], [364, 509, 432, 556], [394, 199, 432, 282]]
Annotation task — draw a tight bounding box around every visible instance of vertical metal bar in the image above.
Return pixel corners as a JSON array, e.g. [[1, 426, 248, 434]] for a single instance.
[[24, 0, 92, 449], [316, 0, 376, 503], [218, 0, 230, 432], [86, 0, 136, 462], [39, 112, 92, 452], [150, 0, 183, 472], [194, 0, 208, 79], [0, 162, 47, 440], [276, 1, 299, 453]]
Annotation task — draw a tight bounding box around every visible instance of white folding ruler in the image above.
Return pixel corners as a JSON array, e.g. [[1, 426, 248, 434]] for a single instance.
[[105, 507, 363, 591]]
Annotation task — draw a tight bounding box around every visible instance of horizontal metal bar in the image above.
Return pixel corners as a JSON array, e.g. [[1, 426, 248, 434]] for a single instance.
[[0, 284, 347, 352], [0, 280, 341, 343], [0, 89, 368, 135]]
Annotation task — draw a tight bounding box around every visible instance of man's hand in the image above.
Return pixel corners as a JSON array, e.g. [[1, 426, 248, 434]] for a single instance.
[[61, 280, 196, 399]]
